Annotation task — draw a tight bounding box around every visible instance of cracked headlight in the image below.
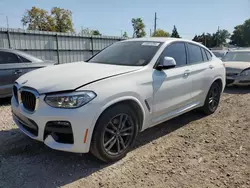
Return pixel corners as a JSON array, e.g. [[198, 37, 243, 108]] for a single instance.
[[45, 91, 96, 108], [240, 69, 250, 76]]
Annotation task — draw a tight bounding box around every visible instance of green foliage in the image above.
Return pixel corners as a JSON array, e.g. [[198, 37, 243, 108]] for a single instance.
[[230, 19, 250, 47], [131, 18, 146, 38], [123, 31, 128, 38], [171, 25, 180, 38], [92, 30, 101, 36], [51, 7, 74, 33], [193, 29, 230, 48], [213, 29, 230, 46], [81, 28, 101, 36], [21, 7, 54, 31], [21, 6, 74, 32], [152, 29, 170, 37]]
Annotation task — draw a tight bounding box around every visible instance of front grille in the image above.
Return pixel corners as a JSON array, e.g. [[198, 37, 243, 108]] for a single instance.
[[226, 73, 238, 77], [13, 85, 18, 103], [21, 91, 36, 112], [239, 80, 250, 84]]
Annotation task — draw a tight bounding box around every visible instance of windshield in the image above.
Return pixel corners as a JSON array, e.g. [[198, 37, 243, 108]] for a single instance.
[[222, 51, 250, 62], [212, 51, 225, 58], [88, 41, 162, 66]]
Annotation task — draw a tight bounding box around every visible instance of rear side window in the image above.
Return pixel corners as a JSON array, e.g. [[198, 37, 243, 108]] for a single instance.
[[19, 55, 31, 63], [187, 43, 203, 64], [205, 50, 212, 60], [159, 42, 187, 67], [0, 51, 20, 64], [201, 48, 208, 61]]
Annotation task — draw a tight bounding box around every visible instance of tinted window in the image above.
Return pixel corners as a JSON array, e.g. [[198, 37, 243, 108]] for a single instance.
[[0, 51, 20, 64], [188, 44, 203, 64], [19, 55, 31, 63], [205, 50, 212, 60], [88, 41, 162, 66], [212, 51, 225, 58], [201, 48, 208, 61], [159, 42, 187, 67]]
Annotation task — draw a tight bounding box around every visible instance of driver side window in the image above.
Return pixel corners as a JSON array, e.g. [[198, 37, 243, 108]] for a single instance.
[[159, 42, 187, 67]]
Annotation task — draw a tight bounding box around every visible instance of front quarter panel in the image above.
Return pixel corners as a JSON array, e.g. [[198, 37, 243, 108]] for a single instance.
[[77, 67, 154, 137]]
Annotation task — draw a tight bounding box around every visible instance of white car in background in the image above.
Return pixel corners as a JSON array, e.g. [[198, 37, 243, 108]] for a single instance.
[[11, 38, 225, 162], [222, 50, 250, 86]]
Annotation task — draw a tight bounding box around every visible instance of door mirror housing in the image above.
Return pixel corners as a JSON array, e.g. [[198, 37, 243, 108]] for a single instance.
[[157, 56, 176, 70]]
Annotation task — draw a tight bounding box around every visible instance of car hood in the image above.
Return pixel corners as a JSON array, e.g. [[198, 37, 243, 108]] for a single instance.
[[224, 61, 250, 73], [16, 62, 142, 94], [225, 61, 250, 70]]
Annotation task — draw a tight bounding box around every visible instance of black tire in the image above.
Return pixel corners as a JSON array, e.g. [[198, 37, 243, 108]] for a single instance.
[[202, 82, 221, 115], [90, 104, 139, 163]]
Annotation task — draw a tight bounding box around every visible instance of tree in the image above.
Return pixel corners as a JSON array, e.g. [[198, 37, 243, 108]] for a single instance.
[[81, 28, 101, 36], [193, 29, 230, 48], [192, 35, 198, 42], [213, 29, 230, 47], [21, 6, 74, 32], [152, 29, 170, 37], [92, 30, 101, 36], [230, 19, 250, 47], [193, 33, 215, 48], [131, 18, 146, 38], [51, 7, 74, 33], [21, 7, 54, 31], [123, 31, 128, 38], [171, 25, 180, 38]]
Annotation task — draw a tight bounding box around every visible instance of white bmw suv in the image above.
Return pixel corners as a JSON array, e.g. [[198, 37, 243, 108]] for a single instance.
[[11, 38, 225, 162]]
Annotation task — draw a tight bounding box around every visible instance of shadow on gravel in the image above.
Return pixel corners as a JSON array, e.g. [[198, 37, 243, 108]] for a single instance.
[[0, 111, 205, 187], [0, 97, 11, 105], [224, 86, 250, 94]]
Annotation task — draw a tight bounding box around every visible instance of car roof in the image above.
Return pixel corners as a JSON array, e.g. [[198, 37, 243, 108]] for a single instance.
[[0, 48, 43, 62], [121, 37, 209, 49]]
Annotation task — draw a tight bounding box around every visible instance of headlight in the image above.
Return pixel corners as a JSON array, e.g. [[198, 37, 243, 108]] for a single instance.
[[240, 69, 250, 76], [45, 91, 96, 108]]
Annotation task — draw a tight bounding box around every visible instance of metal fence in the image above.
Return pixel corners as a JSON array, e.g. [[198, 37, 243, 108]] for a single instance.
[[0, 28, 125, 64]]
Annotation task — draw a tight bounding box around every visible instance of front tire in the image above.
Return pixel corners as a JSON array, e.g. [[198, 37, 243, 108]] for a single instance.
[[202, 82, 221, 115], [90, 104, 139, 163]]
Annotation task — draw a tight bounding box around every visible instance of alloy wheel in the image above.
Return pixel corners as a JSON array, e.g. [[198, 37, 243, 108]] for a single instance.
[[208, 84, 220, 112], [103, 113, 135, 155]]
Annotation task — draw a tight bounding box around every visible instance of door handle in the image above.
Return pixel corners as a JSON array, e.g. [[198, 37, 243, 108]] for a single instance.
[[209, 65, 214, 69], [14, 70, 23, 75], [184, 70, 191, 77]]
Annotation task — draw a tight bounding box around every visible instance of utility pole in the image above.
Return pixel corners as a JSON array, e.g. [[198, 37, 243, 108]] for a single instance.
[[121, 30, 123, 37], [204, 33, 207, 47], [154, 12, 157, 33], [150, 29, 152, 37], [217, 26, 220, 47], [6, 16, 9, 29]]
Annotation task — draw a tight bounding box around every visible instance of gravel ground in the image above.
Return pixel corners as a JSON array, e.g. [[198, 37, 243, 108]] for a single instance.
[[0, 87, 249, 188]]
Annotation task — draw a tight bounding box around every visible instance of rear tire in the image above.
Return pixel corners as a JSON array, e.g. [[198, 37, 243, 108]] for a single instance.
[[202, 82, 221, 115], [90, 104, 139, 163]]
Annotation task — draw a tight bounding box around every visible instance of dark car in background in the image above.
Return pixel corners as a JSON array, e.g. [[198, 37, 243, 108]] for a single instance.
[[0, 49, 56, 98]]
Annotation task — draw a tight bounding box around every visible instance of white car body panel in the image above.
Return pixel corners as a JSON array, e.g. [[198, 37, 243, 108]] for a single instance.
[[16, 62, 142, 93], [11, 38, 226, 154]]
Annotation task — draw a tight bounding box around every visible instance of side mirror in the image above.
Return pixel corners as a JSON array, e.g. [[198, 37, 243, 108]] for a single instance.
[[157, 56, 176, 70]]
